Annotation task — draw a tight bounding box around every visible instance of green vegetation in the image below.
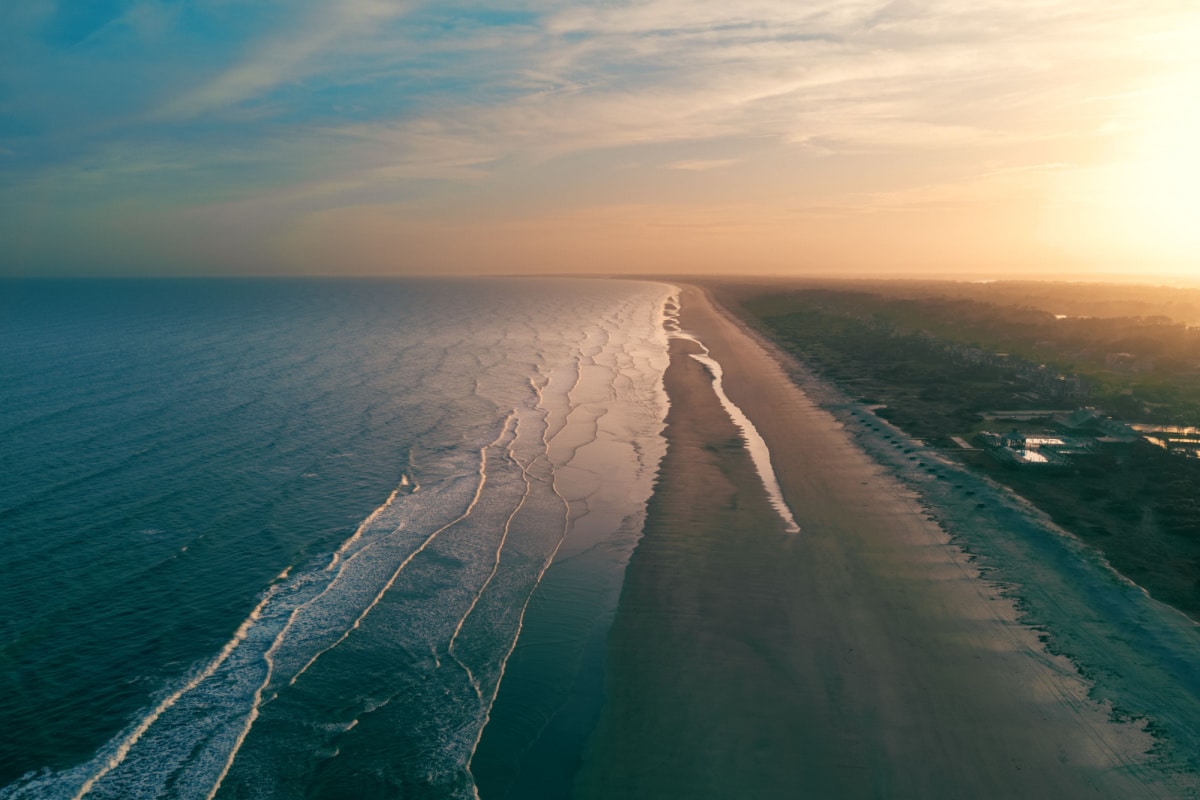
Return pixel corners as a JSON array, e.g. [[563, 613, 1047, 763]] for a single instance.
[[710, 279, 1200, 620], [729, 282, 1200, 425]]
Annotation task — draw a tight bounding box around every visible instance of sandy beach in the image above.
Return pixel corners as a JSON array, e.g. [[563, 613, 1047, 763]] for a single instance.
[[575, 286, 1197, 798]]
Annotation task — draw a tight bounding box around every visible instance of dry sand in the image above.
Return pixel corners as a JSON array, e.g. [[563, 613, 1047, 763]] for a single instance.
[[575, 286, 1193, 799]]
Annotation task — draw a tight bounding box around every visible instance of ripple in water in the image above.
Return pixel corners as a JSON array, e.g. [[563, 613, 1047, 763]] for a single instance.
[[0, 278, 674, 799]]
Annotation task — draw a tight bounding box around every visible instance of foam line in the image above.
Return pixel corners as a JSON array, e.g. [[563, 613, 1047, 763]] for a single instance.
[[70, 465, 424, 799], [447, 412, 532, 698], [204, 495, 414, 798], [205, 606, 290, 799], [200, 414, 515, 798], [465, 463, 573, 800], [465, 351, 586, 797], [286, 413, 516, 688], [326, 483, 402, 571], [69, 568, 292, 800], [667, 299, 800, 534]]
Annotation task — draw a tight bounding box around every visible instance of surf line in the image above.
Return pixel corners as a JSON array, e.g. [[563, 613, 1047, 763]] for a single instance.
[[667, 317, 801, 534], [68, 568, 293, 800], [204, 414, 517, 800], [288, 412, 518, 689], [466, 362, 583, 799], [447, 410, 534, 698]]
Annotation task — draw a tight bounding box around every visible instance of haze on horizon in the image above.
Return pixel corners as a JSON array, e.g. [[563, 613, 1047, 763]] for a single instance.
[[1, 1, 1198, 281]]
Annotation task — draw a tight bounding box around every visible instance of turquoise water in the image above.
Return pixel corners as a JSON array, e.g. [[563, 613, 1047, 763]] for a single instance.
[[0, 278, 671, 799]]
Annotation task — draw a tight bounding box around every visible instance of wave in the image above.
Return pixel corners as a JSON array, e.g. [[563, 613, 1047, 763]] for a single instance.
[[0, 279, 677, 800], [1, 430, 508, 799]]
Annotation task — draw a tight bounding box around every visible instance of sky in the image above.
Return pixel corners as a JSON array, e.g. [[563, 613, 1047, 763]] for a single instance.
[[1, 0, 1198, 279]]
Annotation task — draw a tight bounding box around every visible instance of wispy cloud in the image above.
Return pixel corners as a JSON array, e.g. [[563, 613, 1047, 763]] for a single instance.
[[151, 1, 407, 120], [3, 0, 1199, 274], [667, 159, 739, 171]]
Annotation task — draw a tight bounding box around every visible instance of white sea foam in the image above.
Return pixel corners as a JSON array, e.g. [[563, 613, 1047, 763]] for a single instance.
[[290, 414, 517, 688], [204, 419, 516, 800], [665, 294, 801, 534], [461, 283, 675, 796], [448, 413, 535, 698], [326, 483, 401, 570], [1, 280, 677, 800], [1, 437, 493, 799], [65, 568, 291, 800]]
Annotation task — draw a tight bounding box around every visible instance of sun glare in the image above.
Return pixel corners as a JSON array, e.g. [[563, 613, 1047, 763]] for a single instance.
[[1046, 51, 1200, 277], [1116, 65, 1200, 259]]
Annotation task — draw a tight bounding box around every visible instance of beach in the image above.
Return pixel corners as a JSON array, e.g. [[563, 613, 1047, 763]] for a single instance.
[[575, 285, 1193, 798]]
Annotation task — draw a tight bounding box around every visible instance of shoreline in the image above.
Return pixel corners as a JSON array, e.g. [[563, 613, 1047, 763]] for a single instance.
[[575, 285, 1195, 798], [714, 277, 1200, 627], [706, 283, 1200, 779]]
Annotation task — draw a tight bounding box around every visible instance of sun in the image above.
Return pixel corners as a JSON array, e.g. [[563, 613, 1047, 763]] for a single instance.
[[1042, 32, 1200, 278], [1115, 66, 1200, 260]]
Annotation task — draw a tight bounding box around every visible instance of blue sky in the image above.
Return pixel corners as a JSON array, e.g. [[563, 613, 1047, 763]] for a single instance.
[[2, 0, 1198, 277]]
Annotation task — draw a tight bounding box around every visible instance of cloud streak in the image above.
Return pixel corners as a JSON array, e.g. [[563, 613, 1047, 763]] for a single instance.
[[150, 0, 408, 120], [2, 0, 1198, 275]]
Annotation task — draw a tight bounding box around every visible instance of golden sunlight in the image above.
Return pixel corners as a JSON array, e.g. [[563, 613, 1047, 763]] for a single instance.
[[1114, 64, 1200, 259], [1043, 45, 1200, 278]]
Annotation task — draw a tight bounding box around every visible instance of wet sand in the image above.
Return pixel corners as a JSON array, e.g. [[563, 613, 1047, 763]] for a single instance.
[[575, 286, 1186, 798]]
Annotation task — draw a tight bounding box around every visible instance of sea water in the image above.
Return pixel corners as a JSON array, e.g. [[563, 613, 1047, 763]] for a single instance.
[[0, 278, 672, 799]]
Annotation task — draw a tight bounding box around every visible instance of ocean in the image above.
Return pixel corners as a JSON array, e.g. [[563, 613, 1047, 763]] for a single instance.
[[0, 278, 673, 799]]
